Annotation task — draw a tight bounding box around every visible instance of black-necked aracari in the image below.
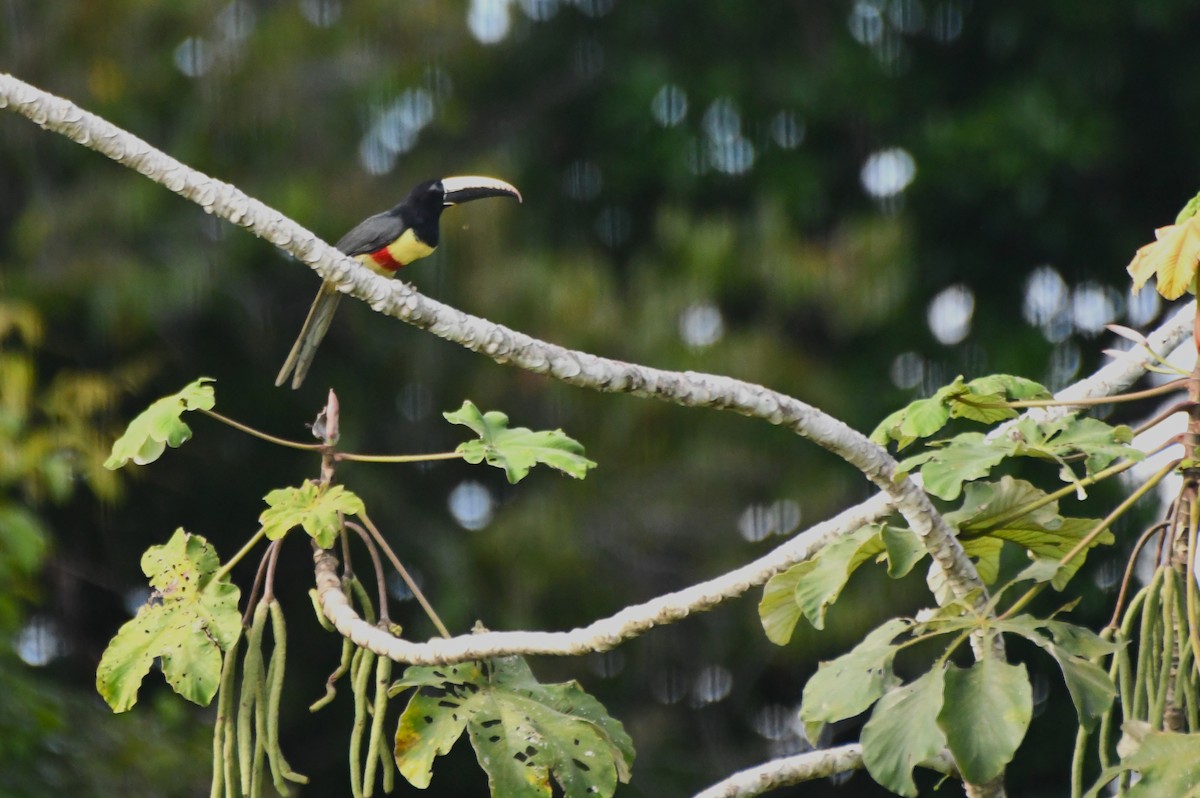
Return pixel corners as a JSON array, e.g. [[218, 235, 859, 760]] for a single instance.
[[275, 175, 521, 389]]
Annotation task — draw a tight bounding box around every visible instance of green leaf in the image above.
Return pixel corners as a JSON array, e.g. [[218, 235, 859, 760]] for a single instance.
[[1003, 415, 1142, 482], [871, 377, 965, 448], [0, 504, 49, 575], [938, 660, 1032, 784], [758, 566, 805, 646], [880, 524, 926, 577], [1041, 620, 1123, 660], [871, 406, 914, 448], [393, 657, 633, 798], [799, 618, 910, 727], [997, 617, 1119, 730], [95, 529, 241, 712], [1177, 191, 1200, 225], [760, 524, 926, 642], [872, 375, 1051, 448], [104, 378, 215, 469], [861, 668, 948, 797], [777, 525, 882, 631], [260, 483, 364, 548], [902, 433, 1013, 501], [966, 374, 1052, 402], [445, 401, 597, 483], [1084, 726, 1200, 797], [948, 477, 1110, 589]]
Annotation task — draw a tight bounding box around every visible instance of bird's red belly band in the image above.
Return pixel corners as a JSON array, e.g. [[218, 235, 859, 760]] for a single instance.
[[367, 248, 405, 272]]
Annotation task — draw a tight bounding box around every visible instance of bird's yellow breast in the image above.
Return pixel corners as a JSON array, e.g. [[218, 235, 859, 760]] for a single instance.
[[386, 228, 435, 265], [357, 227, 437, 276]]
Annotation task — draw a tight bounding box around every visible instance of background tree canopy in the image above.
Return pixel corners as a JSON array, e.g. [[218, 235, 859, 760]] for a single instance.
[[2, 1, 1198, 795]]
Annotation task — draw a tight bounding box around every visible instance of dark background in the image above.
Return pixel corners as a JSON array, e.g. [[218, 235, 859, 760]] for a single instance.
[[1, 1, 1194, 795]]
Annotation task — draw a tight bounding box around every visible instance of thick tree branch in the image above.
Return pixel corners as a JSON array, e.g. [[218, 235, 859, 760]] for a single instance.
[[313, 492, 896, 663], [690, 745, 958, 798], [0, 71, 987, 603]]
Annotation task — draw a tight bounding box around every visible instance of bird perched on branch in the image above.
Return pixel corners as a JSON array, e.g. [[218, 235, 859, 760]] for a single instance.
[[275, 175, 522, 389]]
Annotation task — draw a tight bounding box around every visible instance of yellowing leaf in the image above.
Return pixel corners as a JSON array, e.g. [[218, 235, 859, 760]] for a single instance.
[[1127, 218, 1200, 300], [392, 657, 634, 798], [95, 529, 240, 712], [104, 378, 215, 469], [260, 483, 364, 548]]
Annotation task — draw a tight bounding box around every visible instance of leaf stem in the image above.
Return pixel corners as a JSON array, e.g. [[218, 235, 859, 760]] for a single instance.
[[336, 451, 463, 464], [998, 379, 1189, 409], [200, 408, 324, 451], [999, 457, 1179, 621], [985, 458, 1141, 530], [214, 527, 268, 585], [358, 511, 451, 639], [344, 521, 391, 625]]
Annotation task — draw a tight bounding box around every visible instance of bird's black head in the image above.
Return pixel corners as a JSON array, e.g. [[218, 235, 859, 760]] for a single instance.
[[402, 179, 451, 219], [393, 176, 521, 246]]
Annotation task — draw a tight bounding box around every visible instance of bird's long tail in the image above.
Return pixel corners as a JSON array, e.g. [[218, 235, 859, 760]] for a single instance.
[[275, 281, 342, 389]]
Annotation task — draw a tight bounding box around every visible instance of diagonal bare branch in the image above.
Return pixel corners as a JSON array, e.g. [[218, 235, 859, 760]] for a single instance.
[[0, 70, 987, 604]]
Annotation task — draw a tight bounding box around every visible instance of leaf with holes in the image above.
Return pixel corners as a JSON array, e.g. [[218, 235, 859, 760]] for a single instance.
[[104, 378, 215, 468], [95, 529, 240, 712], [259, 483, 364, 548], [392, 657, 634, 798], [445, 401, 597, 484]]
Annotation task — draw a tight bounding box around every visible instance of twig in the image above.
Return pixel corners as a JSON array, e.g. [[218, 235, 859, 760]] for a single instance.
[[199, 408, 323, 451], [343, 521, 390, 625], [357, 511, 450, 639]]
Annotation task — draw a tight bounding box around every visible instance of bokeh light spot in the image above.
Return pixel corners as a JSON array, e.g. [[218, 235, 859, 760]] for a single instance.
[[1022, 265, 1068, 328], [888, 0, 926, 33], [1071, 281, 1121, 336], [518, 0, 559, 21], [651, 84, 688, 128], [679, 301, 725, 348], [930, 1, 964, 42], [218, 1, 256, 42], [299, 0, 341, 27], [849, 1, 885, 45], [770, 111, 805, 149], [737, 500, 801, 542], [468, 0, 512, 44], [860, 147, 916, 198], [563, 160, 603, 201], [449, 480, 494, 530], [15, 618, 64, 667], [691, 665, 734, 705], [890, 351, 925, 389], [927, 284, 975, 345], [1126, 286, 1161, 328], [173, 37, 213, 78]]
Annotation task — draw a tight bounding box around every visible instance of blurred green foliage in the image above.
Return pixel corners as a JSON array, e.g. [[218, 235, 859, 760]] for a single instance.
[[3, 0, 1199, 795]]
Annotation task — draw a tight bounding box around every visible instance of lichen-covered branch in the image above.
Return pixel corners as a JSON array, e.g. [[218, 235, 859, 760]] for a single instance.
[[689, 745, 958, 798], [0, 71, 988, 605], [314, 491, 896, 664]]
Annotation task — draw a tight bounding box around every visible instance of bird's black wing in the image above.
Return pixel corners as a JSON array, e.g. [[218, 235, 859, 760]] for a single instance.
[[335, 211, 404, 256]]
